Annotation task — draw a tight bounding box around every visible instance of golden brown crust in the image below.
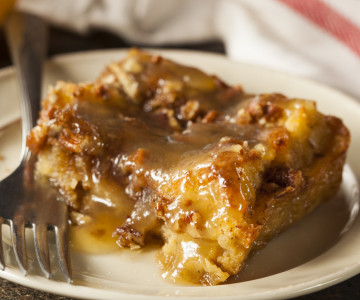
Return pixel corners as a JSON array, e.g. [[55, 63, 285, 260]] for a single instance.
[[27, 49, 350, 285]]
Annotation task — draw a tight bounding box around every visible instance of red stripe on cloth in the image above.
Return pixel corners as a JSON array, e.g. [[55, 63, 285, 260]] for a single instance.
[[278, 0, 360, 57]]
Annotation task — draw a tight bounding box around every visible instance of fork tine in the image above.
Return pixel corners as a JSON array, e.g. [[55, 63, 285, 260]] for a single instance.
[[0, 217, 4, 270], [54, 226, 72, 283], [33, 223, 51, 278], [11, 220, 27, 275]]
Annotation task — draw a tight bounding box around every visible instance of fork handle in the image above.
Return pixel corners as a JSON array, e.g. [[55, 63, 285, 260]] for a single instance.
[[4, 12, 48, 161]]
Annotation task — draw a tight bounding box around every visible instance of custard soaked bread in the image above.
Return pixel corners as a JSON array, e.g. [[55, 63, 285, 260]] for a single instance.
[[27, 49, 350, 285]]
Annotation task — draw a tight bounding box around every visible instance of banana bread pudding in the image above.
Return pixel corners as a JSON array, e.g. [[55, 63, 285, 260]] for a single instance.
[[27, 49, 350, 285]]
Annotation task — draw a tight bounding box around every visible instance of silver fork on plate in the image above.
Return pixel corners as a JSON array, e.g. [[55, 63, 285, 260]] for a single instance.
[[0, 12, 72, 282]]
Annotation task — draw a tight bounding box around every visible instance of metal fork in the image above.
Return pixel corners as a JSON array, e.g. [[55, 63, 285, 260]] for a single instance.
[[0, 12, 72, 282]]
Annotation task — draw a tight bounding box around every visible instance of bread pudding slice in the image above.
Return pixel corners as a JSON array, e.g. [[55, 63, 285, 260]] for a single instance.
[[27, 49, 350, 285]]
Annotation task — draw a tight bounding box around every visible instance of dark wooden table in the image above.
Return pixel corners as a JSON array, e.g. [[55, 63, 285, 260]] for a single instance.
[[0, 26, 359, 300]]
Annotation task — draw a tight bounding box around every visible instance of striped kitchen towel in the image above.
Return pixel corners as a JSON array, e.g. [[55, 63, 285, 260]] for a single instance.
[[16, 0, 360, 99]]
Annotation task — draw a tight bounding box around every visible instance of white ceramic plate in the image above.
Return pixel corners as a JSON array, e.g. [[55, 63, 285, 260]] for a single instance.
[[0, 49, 360, 300]]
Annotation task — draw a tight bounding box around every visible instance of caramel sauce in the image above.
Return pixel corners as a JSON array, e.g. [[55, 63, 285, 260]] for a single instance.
[[70, 208, 121, 254], [70, 99, 265, 253]]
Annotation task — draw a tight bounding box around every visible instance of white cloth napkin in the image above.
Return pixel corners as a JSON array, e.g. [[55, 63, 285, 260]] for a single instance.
[[16, 0, 360, 99]]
